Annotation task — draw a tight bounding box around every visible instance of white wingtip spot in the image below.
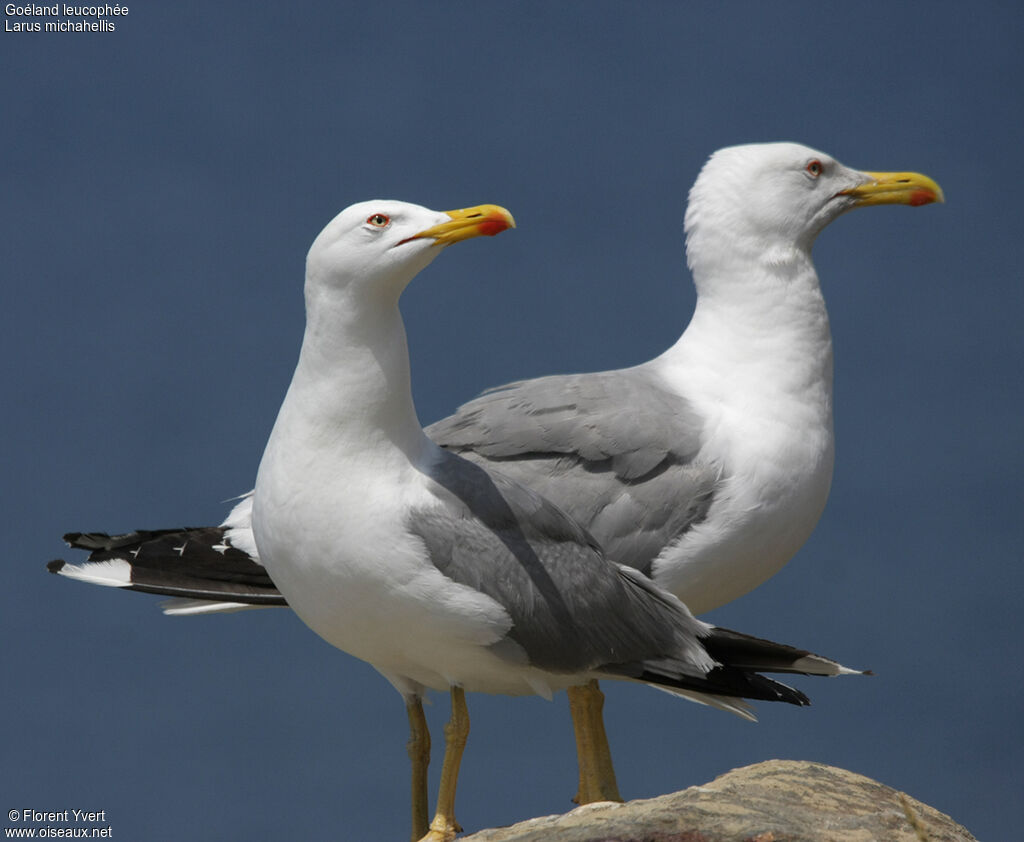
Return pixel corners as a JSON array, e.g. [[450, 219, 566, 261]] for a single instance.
[[161, 599, 270, 616], [791, 655, 867, 676], [54, 559, 132, 588], [648, 683, 759, 721]]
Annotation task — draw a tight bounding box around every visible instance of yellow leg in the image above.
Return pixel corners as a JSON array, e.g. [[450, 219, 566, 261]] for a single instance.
[[418, 687, 469, 842], [406, 696, 431, 842], [567, 680, 623, 804]]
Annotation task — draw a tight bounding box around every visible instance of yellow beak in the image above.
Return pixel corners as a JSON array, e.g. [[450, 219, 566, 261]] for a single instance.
[[403, 204, 516, 246], [840, 171, 945, 207]]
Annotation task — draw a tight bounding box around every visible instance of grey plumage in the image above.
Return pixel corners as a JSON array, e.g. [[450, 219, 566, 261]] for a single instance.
[[409, 450, 708, 675], [408, 449, 812, 706], [426, 367, 720, 577]]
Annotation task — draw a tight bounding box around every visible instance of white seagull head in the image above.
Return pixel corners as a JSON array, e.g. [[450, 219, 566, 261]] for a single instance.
[[305, 200, 516, 306], [685, 142, 944, 260]]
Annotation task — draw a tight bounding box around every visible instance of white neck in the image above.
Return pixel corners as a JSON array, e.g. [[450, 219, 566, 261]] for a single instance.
[[656, 235, 834, 419], [262, 285, 430, 476]]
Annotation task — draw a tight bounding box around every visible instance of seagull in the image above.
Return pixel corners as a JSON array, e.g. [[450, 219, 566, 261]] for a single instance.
[[425, 144, 942, 799], [48, 144, 943, 823], [249, 197, 873, 842]]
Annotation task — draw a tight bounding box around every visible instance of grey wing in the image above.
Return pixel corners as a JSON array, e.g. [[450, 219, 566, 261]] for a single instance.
[[426, 366, 721, 574], [407, 450, 710, 676]]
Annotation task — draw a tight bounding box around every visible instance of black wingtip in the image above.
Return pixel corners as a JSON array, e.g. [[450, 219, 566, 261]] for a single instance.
[[47, 560, 66, 574], [63, 532, 113, 549], [761, 677, 809, 707]]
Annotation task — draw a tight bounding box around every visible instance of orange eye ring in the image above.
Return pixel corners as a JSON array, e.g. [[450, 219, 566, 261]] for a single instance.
[[806, 160, 824, 178], [367, 214, 390, 227]]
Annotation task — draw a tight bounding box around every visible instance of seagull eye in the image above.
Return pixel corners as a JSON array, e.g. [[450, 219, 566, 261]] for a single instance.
[[366, 214, 390, 228], [805, 160, 824, 178]]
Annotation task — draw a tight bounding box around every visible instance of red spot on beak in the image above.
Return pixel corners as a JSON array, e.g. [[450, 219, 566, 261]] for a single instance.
[[909, 189, 936, 207], [477, 218, 511, 237]]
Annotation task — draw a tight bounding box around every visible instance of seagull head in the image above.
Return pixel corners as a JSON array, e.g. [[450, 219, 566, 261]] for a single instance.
[[305, 200, 515, 305], [685, 142, 944, 259]]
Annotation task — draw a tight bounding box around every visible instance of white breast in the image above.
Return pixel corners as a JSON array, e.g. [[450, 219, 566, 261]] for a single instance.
[[648, 273, 835, 614], [253, 434, 517, 692], [652, 400, 834, 614]]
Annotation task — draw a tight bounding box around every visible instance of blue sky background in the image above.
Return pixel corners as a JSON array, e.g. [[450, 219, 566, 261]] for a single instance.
[[3, 2, 1022, 840]]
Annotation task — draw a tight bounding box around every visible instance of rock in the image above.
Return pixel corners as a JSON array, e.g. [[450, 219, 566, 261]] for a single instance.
[[462, 759, 977, 842]]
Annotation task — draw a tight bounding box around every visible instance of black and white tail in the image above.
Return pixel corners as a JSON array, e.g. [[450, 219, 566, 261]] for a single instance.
[[47, 495, 286, 615], [599, 623, 868, 721]]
